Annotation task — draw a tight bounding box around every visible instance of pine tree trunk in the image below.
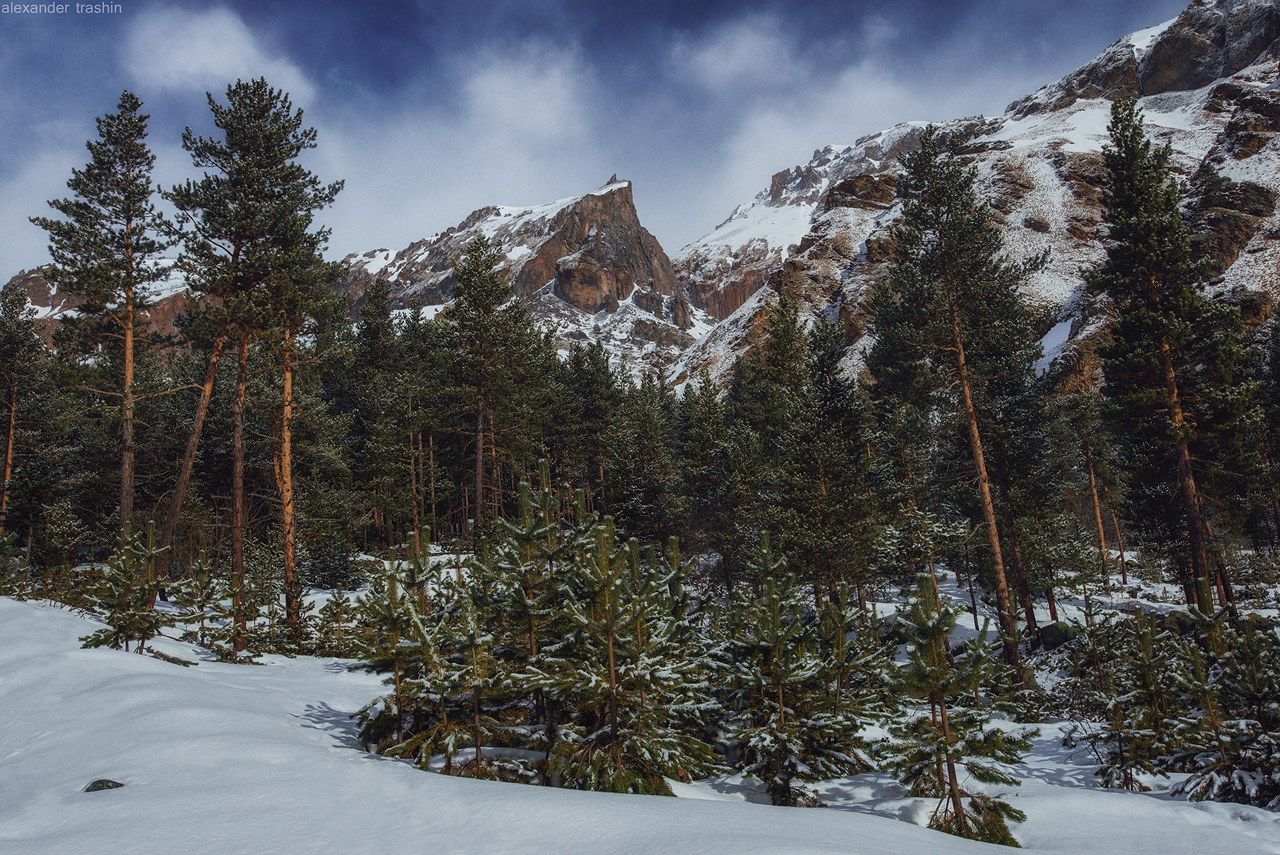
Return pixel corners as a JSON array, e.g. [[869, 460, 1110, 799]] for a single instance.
[[121, 284, 135, 535], [409, 427, 420, 539], [1159, 341, 1212, 606], [280, 337, 298, 634], [938, 700, 967, 835], [231, 333, 249, 652], [1044, 566, 1060, 623], [155, 334, 227, 579], [950, 303, 1020, 667], [1203, 518, 1238, 615], [1085, 445, 1111, 593], [474, 405, 485, 527], [1010, 532, 1037, 633], [1, 376, 18, 535], [994, 462, 1036, 632], [1105, 490, 1128, 586], [608, 624, 619, 745]]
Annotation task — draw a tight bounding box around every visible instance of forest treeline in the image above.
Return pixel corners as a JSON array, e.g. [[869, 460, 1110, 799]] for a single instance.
[[5, 81, 1280, 839], [5, 85, 1277, 634]]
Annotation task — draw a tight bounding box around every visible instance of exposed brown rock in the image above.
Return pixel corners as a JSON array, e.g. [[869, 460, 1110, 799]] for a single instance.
[[677, 238, 777, 320], [3, 266, 192, 344], [1007, 40, 1140, 118], [1010, 1, 1280, 120], [1050, 151, 1108, 205], [1189, 157, 1278, 273], [541, 190, 679, 316], [863, 233, 897, 264], [819, 174, 898, 213], [339, 181, 683, 325], [1139, 3, 1227, 94], [1231, 288, 1274, 328]]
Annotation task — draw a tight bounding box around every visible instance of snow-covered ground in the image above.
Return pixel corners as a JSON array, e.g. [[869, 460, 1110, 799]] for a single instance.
[[4, 596, 1280, 853]]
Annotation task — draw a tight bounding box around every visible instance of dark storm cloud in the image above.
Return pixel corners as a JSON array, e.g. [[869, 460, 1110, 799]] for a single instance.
[[0, 0, 1190, 275]]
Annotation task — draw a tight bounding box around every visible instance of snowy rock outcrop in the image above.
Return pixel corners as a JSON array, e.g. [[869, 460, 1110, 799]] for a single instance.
[[339, 179, 709, 375], [2, 264, 193, 341], [669, 0, 1280, 388], [1009, 0, 1280, 118]]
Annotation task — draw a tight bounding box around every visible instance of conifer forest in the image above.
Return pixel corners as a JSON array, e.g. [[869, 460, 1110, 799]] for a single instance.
[[9, 79, 1280, 849]]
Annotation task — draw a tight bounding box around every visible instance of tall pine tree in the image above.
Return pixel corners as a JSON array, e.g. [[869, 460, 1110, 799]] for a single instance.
[[32, 91, 172, 534], [1089, 98, 1253, 609], [868, 126, 1047, 666], [169, 78, 342, 646]]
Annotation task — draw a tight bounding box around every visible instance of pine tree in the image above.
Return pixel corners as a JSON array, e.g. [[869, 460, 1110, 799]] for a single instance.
[[530, 519, 719, 794], [549, 341, 621, 506], [1089, 98, 1254, 609], [767, 318, 878, 602], [886, 570, 1033, 845], [80, 523, 171, 653], [607, 372, 683, 542], [168, 79, 342, 648], [726, 539, 872, 806], [170, 551, 223, 649], [1087, 613, 1179, 791], [31, 91, 173, 534], [444, 236, 544, 531], [0, 282, 49, 536], [1174, 614, 1280, 807], [868, 126, 1047, 667]]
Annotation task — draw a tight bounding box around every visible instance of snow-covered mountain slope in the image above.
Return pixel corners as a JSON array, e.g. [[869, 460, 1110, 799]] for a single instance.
[[340, 179, 711, 375], [4, 260, 193, 341], [7, 595, 1280, 854], [671, 0, 1280, 388], [672, 123, 943, 323]]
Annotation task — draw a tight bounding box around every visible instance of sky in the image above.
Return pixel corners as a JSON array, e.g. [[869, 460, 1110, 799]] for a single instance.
[[0, 0, 1191, 274]]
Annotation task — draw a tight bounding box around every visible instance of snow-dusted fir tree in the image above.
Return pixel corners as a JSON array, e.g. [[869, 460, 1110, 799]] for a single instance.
[[354, 563, 421, 751], [170, 551, 225, 649], [1173, 614, 1280, 808], [526, 518, 720, 794], [886, 570, 1033, 845], [1086, 613, 1179, 791], [726, 537, 876, 806], [486, 470, 594, 771], [81, 523, 171, 653]]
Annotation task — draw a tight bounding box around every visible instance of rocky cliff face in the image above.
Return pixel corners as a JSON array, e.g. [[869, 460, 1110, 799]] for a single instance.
[[1009, 0, 1280, 118], [340, 179, 705, 374], [2, 265, 193, 342], [670, 0, 1280, 389]]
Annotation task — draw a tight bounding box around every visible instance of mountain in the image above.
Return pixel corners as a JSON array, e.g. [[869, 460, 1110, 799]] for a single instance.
[[670, 0, 1280, 388], [2, 264, 193, 342], [9, 0, 1280, 386], [338, 179, 713, 376]]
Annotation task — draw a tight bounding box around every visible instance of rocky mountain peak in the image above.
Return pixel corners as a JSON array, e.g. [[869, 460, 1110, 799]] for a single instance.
[[1009, 0, 1280, 118], [339, 178, 708, 376], [670, 0, 1280, 390]]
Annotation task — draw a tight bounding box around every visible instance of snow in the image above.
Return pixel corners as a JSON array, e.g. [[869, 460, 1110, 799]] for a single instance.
[[1127, 17, 1178, 55], [588, 180, 633, 197], [1035, 320, 1073, 375], [0, 598, 979, 855], [679, 202, 813, 258], [6, 589, 1280, 854]]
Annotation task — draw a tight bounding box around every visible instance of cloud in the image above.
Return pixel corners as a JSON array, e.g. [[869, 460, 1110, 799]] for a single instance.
[[314, 43, 606, 258], [670, 14, 807, 95], [0, 146, 88, 276], [462, 48, 592, 146], [122, 6, 316, 105]]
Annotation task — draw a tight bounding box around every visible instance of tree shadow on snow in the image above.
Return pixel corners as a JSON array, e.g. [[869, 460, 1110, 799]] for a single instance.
[[295, 701, 365, 751]]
